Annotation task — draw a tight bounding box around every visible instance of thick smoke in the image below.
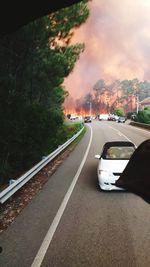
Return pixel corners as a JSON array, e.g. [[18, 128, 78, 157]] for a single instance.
[[64, 0, 150, 110], [70, 80, 135, 115]]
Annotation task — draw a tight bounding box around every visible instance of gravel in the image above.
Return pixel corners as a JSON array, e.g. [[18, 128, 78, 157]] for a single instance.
[[0, 143, 77, 233]]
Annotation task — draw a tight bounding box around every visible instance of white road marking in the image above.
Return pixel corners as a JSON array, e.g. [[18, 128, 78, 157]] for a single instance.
[[108, 125, 137, 147], [31, 125, 93, 267], [126, 124, 150, 135]]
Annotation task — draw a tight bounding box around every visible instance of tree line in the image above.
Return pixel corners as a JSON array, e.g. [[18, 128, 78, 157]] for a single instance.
[[74, 78, 150, 116], [0, 1, 89, 185]]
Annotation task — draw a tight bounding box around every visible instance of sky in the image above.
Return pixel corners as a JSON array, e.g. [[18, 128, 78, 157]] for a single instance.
[[63, 0, 150, 102]]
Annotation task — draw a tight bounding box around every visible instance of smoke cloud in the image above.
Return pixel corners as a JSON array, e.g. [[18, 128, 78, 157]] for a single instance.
[[64, 0, 150, 107]]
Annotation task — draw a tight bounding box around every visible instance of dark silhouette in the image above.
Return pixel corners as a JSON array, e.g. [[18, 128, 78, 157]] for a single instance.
[[0, 0, 83, 37], [116, 139, 150, 204]]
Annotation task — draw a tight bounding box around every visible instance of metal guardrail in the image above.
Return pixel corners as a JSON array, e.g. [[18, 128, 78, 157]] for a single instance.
[[0, 126, 84, 204], [130, 121, 150, 130]]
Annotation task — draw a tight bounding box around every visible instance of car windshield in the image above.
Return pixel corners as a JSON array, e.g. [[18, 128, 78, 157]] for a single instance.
[[105, 146, 135, 159]]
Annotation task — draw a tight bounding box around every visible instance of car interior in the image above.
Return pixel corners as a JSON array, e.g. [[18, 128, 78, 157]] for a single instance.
[[106, 146, 135, 160]]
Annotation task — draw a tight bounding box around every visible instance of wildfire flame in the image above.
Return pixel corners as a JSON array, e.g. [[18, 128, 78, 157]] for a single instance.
[[63, 0, 150, 114]]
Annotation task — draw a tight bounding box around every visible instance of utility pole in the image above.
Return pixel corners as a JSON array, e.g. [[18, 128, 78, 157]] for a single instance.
[[87, 101, 92, 117], [136, 95, 139, 114], [132, 94, 139, 114], [89, 102, 92, 117]]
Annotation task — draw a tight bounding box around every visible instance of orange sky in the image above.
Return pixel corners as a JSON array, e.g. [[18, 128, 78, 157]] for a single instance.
[[64, 0, 150, 101]]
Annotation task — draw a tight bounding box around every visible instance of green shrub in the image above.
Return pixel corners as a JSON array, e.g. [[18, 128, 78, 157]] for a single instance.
[[136, 110, 150, 124], [65, 122, 84, 139]]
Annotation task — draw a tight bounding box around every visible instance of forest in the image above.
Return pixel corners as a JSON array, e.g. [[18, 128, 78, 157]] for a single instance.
[[74, 78, 150, 116], [0, 1, 89, 185]]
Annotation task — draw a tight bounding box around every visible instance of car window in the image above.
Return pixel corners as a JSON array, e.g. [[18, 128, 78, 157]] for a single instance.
[[106, 146, 135, 160]]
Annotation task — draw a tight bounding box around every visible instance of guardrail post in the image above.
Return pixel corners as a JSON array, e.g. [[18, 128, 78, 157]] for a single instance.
[[0, 126, 85, 204]]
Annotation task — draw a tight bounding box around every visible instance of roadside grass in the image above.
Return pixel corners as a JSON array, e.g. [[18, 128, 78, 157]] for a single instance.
[[70, 124, 86, 146], [65, 121, 84, 139], [0, 123, 86, 191], [0, 122, 85, 190], [0, 125, 86, 233]]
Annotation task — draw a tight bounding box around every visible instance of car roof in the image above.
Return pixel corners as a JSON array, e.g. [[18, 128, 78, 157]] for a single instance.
[[102, 141, 135, 149], [101, 141, 135, 159]]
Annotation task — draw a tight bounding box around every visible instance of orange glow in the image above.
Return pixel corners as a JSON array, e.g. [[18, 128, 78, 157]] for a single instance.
[[64, 88, 137, 115], [64, 109, 93, 117], [63, 0, 150, 111]]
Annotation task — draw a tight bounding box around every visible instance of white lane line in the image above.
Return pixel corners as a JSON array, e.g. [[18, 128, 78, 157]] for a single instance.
[[126, 124, 150, 135], [108, 125, 137, 147], [31, 125, 93, 267]]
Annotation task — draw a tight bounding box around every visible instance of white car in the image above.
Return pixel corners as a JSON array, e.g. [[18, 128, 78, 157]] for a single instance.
[[95, 141, 136, 190]]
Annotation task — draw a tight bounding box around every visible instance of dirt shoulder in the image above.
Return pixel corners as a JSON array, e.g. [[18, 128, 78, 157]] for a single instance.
[[0, 128, 86, 233]]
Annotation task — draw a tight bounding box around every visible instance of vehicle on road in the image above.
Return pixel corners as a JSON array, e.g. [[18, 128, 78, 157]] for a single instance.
[[95, 141, 136, 190], [84, 116, 92, 123], [98, 114, 109, 121], [107, 115, 116, 121], [69, 114, 77, 120], [118, 116, 126, 123]]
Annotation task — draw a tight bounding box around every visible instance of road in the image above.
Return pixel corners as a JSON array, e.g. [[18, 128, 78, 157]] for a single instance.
[[0, 120, 150, 267]]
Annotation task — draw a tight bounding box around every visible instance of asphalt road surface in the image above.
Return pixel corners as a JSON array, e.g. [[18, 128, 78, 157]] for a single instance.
[[0, 120, 150, 267]]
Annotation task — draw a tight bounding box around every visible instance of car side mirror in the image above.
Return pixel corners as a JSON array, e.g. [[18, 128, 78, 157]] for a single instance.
[[95, 155, 101, 159]]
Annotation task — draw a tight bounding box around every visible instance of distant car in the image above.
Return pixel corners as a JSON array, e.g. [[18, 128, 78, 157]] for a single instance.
[[131, 114, 136, 120], [114, 115, 119, 121], [107, 116, 116, 121], [98, 114, 109, 121], [95, 141, 136, 190], [84, 116, 92, 123], [118, 116, 126, 123], [69, 114, 77, 120]]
